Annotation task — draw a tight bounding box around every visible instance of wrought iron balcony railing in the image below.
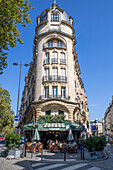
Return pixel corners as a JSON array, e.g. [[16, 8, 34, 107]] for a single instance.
[[39, 95, 70, 100], [60, 59, 66, 65], [43, 59, 50, 65], [42, 76, 67, 83], [51, 58, 58, 64], [43, 42, 67, 50]]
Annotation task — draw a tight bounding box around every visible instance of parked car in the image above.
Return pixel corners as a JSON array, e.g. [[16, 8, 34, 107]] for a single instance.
[[0, 136, 3, 139]]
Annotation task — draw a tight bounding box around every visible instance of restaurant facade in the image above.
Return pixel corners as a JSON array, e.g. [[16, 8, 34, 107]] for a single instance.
[[19, 0, 90, 142]]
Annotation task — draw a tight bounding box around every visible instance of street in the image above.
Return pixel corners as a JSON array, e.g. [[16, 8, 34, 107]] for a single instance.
[[0, 141, 113, 170]]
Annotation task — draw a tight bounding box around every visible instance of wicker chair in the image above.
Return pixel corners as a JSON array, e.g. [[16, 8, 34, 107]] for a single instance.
[[26, 142, 32, 150], [38, 143, 43, 153], [60, 143, 67, 152], [73, 144, 78, 153], [30, 142, 37, 153], [52, 144, 58, 153]]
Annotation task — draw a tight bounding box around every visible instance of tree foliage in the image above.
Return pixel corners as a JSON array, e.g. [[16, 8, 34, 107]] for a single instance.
[[0, 86, 14, 135], [0, 0, 33, 74]]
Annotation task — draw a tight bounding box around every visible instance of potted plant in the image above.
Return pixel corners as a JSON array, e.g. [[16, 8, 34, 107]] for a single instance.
[[83, 136, 107, 160], [5, 132, 21, 158]]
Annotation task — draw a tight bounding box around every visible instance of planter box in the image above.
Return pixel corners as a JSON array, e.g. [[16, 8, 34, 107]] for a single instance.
[[8, 150, 22, 158], [84, 149, 104, 160]]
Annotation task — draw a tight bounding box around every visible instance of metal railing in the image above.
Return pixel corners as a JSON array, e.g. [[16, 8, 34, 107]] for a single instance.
[[43, 59, 50, 65], [42, 76, 67, 82], [39, 95, 70, 100], [51, 58, 58, 64], [60, 59, 66, 65], [43, 42, 67, 50]]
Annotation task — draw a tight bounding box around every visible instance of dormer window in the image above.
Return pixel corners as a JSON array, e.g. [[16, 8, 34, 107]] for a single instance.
[[51, 14, 59, 21]]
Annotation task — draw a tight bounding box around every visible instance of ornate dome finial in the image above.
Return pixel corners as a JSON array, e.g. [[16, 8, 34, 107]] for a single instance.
[[53, 0, 56, 4]]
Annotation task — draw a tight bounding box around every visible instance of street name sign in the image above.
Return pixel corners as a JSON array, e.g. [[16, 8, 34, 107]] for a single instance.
[[92, 126, 96, 131]]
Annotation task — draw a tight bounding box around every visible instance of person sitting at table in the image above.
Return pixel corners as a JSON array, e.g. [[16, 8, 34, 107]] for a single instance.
[[72, 140, 77, 146], [55, 140, 58, 144]]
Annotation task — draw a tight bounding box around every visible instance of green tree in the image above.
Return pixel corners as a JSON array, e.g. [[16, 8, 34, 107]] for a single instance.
[[0, 86, 14, 135], [0, 0, 34, 74]]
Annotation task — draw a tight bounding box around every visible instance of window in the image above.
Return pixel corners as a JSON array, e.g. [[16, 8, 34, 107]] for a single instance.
[[61, 87, 66, 98], [52, 52, 58, 63], [45, 52, 50, 64], [44, 86, 49, 98], [52, 86, 57, 98], [52, 52, 58, 59], [60, 53, 65, 60], [57, 41, 63, 47], [59, 110, 64, 115], [61, 68, 66, 76], [51, 14, 59, 21], [46, 110, 51, 115], [48, 40, 53, 47], [52, 68, 58, 81], [45, 68, 49, 80]]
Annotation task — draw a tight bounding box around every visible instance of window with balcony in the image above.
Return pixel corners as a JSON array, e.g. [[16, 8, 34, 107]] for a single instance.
[[45, 68, 49, 81], [52, 86, 57, 98], [52, 68, 58, 81], [48, 40, 53, 47], [51, 14, 59, 21], [52, 52, 58, 64], [44, 86, 49, 99], [60, 68, 66, 81], [60, 53, 66, 64], [44, 52, 50, 65], [57, 41, 63, 47], [61, 87, 66, 98]]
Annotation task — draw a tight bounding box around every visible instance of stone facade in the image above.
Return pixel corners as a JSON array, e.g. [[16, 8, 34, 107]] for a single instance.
[[90, 119, 104, 137], [104, 96, 113, 139], [19, 1, 89, 132]]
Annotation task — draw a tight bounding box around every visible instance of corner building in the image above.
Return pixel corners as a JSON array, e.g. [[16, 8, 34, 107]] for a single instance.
[[20, 1, 89, 134]]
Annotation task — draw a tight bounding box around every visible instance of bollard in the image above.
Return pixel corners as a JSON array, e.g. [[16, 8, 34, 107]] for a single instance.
[[64, 146, 66, 161], [83, 147, 84, 160], [24, 142, 26, 157], [81, 149, 83, 159], [41, 148, 43, 161], [31, 146, 33, 158]]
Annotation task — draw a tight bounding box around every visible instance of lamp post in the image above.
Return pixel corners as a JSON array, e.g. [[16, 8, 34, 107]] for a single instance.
[[13, 61, 29, 116]]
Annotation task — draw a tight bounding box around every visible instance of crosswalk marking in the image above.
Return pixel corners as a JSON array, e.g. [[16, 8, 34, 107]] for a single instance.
[[60, 163, 88, 170], [87, 167, 101, 170], [44, 159, 76, 161], [35, 163, 65, 170], [32, 162, 46, 167]]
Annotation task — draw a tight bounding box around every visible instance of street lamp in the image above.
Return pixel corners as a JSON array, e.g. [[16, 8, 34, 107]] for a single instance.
[[13, 61, 29, 116]]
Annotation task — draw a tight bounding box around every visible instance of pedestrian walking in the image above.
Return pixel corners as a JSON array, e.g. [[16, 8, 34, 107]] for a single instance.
[[109, 137, 112, 147]]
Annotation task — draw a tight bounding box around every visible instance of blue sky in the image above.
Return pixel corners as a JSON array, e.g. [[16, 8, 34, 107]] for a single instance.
[[1, 0, 113, 121]]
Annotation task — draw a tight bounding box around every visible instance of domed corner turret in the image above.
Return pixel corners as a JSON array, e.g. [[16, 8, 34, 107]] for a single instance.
[[39, 0, 73, 25]]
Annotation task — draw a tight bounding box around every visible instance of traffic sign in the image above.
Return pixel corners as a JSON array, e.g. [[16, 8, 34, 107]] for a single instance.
[[14, 116, 19, 121], [92, 126, 96, 131]]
